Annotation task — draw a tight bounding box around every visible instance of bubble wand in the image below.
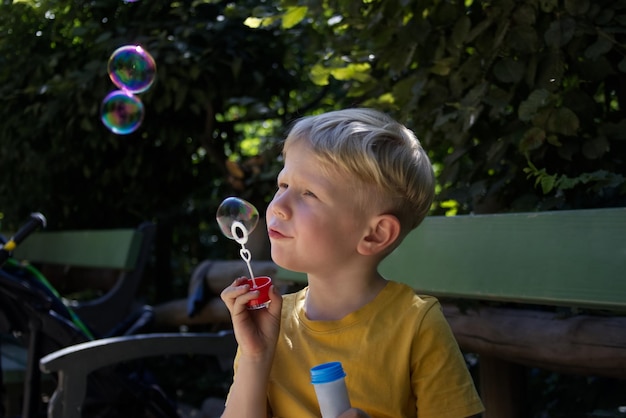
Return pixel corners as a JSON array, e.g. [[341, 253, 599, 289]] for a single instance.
[[230, 220, 257, 288]]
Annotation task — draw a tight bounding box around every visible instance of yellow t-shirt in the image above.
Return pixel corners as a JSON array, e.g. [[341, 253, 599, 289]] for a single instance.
[[235, 281, 484, 418]]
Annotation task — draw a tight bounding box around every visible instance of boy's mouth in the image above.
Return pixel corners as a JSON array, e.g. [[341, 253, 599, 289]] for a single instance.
[[267, 227, 288, 239]]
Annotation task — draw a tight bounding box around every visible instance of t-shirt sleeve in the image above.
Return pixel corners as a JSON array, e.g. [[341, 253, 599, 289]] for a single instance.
[[411, 300, 484, 418]]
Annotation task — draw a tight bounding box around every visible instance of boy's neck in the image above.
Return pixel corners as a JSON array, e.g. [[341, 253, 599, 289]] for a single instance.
[[304, 272, 387, 321]]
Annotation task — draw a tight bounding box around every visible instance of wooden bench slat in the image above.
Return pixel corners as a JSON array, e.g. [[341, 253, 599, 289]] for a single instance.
[[11, 229, 142, 270]]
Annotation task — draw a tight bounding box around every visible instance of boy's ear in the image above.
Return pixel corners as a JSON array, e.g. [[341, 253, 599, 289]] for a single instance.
[[358, 214, 401, 256]]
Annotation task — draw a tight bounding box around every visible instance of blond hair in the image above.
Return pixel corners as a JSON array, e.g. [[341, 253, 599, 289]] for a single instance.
[[284, 108, 435, 235]]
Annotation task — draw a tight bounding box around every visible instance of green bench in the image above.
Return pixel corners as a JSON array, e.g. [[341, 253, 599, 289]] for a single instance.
[[7, 222, 156, 335], [277, 207, 626, 417], [0, 222, 156, 417]]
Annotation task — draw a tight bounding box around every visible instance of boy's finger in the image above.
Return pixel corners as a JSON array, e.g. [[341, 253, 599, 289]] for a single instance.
[[220, 281, 250, 303], [233, 276, 248, 286], [267, 285, 283, 315]]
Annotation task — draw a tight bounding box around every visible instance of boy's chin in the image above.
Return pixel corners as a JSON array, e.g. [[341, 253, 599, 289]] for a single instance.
[[271, 253, 306, 275]]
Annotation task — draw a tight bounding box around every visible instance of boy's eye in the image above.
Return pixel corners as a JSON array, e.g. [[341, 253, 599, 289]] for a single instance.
[[275, 182, 316, 198]]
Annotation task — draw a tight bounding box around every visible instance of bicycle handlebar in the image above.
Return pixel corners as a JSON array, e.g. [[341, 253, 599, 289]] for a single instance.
[[0, 212, 47, 266]]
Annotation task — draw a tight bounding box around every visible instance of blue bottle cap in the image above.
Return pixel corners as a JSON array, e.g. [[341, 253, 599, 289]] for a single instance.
[[310, 361, 346, 384]]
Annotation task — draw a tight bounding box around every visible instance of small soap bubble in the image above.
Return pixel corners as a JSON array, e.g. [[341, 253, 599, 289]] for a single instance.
[[100, 90, 144, 135], [107, 45, 156, 94], [216, 197, 259, 241]]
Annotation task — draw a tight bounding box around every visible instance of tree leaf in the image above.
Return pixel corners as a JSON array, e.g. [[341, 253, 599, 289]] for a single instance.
[[619, 57, 626, 73], [328, 63, 371, 82], [556, 175, 579, 190], [594, 8, 615, 25], [431, 57, 455, 76], [281, 6, 307, 29], [584, 36, 613, 60], [512, 4, 536, 25], [544, 16, 576, 48], [450, 16, 471, 50], [547, 107, 580, 136], [540, 173, 556, 193], [508, 25, 539, 53], [582, 136, 610, 159], [540, 0, 559, 13], [520, 126, 546, 153], [518, 89, 551, 121], [243, 17, 263, 28], [493, 58, 525, 83], [309, 63, 330, 86], [449, 56, 482, 98], [564, 0, 590, 15], [546, 134, 562, 146]]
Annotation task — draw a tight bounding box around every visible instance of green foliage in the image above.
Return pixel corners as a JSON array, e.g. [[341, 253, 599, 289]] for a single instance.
[[0, 0, 303, 234], [524, 160, 625, 194], [0, 0, 330, 303], [256, 0, 626, 214], [3, 0, 626, 237]]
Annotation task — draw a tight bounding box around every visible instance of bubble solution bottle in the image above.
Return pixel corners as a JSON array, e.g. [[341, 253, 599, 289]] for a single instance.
[[310, 362, 351, 418]]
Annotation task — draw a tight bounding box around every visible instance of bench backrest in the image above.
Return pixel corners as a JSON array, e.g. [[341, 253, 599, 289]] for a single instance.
[[5, 222, 157, 335], [11, 229, 143, 270], [381, 207, 626, 310]]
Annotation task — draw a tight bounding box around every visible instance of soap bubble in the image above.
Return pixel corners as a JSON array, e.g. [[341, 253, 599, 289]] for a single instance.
[[216, 197, 259, 242], [100, 90, 144, 135], [107, 45, 156, 94]]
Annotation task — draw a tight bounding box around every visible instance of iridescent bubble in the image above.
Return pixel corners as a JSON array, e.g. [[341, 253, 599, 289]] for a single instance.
[[216, 197, 259, 242], [100, 90, 144, 135], [107, 45, 156, 94]]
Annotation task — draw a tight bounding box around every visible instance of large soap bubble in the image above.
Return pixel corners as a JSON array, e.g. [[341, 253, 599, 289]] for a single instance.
[[100, 90, 144, 135], [216, 197, 260, 243], [107, 45, 156, 94]]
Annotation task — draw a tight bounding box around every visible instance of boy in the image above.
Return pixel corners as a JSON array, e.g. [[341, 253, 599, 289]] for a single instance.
[[221, 108, 484, 417]]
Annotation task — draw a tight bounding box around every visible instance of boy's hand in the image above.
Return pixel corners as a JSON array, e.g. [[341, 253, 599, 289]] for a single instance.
[[339, 409, 370, 418], [221, 277, 283, 358]]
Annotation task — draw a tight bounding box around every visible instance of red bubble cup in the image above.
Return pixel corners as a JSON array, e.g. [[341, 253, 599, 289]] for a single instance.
[[246, 276, 272, 310]]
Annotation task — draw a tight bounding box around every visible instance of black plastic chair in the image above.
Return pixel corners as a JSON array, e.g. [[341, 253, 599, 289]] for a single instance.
[[39, 331, 236, 418]]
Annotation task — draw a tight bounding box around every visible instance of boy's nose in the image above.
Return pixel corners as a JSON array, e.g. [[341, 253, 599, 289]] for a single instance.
[[268, 193, 289, 220]]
